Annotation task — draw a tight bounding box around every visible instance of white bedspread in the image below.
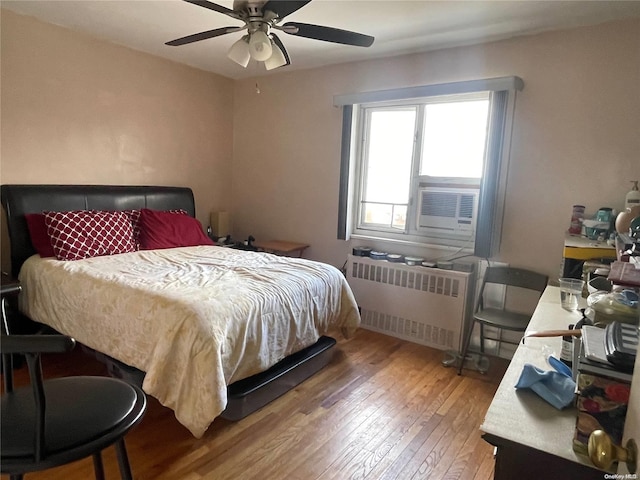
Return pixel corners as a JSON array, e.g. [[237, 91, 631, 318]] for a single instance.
[[18, 246, 360, 437]]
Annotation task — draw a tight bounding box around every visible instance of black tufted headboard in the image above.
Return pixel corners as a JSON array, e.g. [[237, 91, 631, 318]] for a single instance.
[[1, 184, 195, 278]]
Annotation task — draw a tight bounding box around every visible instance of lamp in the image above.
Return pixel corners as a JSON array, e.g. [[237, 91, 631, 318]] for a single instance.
[[264, 41, 287, 70], [228, 30, 286, 70], [248, 30, 272, 61], [227, 35, 250, 67]]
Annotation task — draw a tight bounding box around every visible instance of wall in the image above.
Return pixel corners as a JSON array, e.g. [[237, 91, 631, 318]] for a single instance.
[[2, 10, 638, 282], [1, 10, 234, 272], [232, 18, 640, 280]]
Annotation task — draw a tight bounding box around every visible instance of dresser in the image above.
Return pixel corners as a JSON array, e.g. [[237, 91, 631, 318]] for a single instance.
[[480, 286, 605, 479]]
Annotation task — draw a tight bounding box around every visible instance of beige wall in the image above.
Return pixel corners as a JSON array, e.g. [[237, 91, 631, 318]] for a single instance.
[[2, 9, 639, 282], [1, 10, 234, 272], [232, 18, 640, 279]]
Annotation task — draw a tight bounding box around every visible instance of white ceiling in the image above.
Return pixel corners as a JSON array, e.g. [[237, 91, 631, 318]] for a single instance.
[[3, 0, 640, 80]]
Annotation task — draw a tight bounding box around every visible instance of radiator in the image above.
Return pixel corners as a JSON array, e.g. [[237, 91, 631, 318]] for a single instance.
[[347, 254, 475, 352]]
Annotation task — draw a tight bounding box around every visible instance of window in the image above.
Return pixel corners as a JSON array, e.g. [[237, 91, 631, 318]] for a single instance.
[[358, 93, 489, 236], [420, 94, 489, 179], [359, 106, 416, 231], [336, 77, 523, 257]]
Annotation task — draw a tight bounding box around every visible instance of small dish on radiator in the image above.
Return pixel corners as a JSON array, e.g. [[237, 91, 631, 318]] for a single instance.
[[404, 256, 424, 266], [352, 246, 372, 256]]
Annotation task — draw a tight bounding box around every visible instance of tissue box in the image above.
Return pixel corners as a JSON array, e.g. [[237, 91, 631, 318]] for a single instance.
[[572, 372, 630, 460]]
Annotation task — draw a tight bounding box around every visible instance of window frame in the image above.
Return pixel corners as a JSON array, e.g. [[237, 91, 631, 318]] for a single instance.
[[353, 92, 492, 243], [336, 76, 523, 258], [356, 103, 418, 235]]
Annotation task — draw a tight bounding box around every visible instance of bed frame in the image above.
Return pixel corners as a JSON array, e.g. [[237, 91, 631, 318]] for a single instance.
[[1, 184, 335, 421]]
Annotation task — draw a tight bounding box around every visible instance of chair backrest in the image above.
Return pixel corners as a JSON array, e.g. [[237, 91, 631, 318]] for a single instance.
[[1, 335, 76, 461], [478, 266, 548, 310], [483, 266, 549, 292]]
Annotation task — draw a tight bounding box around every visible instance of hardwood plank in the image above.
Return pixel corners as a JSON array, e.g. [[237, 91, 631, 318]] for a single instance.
[[473, 447, 498, 480], [1, 329, 507, 480], [411, 379, 492, 479], [355, 369, 454, 480], [314, 357, 452, 480], [444, 416, 492, 480]]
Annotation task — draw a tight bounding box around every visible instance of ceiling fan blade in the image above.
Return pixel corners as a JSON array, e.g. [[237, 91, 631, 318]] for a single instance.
[[263, 0, 312, 20], [166, 27, 239, 46], [271, 33, 291, 66], [183, 0, 241, 20], [283, 22, 374, 47]]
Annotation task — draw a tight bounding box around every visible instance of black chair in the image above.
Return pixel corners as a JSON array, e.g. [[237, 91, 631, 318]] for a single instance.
[[458, 266, 548, 375], [1, 335, 147, 480]]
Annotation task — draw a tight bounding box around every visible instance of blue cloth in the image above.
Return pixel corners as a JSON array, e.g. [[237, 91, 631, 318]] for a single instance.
[[515, 356, 576, 410]]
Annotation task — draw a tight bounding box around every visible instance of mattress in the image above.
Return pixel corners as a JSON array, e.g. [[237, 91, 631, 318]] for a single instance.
[[18, 245, 360, 437]]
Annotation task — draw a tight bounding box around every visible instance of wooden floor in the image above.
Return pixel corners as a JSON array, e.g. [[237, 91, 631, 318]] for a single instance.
[[2, 329, 508, 480]]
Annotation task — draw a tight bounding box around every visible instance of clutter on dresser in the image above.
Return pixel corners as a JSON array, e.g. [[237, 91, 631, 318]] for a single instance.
[[561, 233, 617, 280], [625, 180, 640, 209], [615, 205, 640, 234], [568, 204, 585, 235], [583, 207, 615, 241], [585, 288, 638, 325], [514, 356, 576, 410]]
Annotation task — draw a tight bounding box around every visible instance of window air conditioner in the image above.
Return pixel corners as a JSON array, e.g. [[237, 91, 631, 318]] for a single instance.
[[417, 187, 479, 238]]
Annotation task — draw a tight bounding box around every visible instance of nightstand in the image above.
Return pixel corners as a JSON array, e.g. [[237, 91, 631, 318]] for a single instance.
[[253, 240, 309, 257]]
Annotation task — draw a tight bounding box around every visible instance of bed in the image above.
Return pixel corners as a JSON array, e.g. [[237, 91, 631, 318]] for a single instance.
[[1, 184, 360, 438]]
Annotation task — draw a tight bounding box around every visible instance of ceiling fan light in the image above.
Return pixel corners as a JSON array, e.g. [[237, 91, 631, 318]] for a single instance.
[[227, 36, 250, 67], [248, 30, 272, 61], [264, 42, 287, 70]]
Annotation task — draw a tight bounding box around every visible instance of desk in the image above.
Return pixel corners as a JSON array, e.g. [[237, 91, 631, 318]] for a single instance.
[[253, 240, 309, 257], [480, 287, 604, 479]]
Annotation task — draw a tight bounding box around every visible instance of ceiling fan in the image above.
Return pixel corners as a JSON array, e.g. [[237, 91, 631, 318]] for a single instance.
[[166, 0, 375, 71]]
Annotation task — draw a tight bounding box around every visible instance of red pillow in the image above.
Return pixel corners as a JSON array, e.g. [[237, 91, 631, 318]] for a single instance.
[[138, 208, 214, 250], [122, 208, 188, 247], [25, 213, 56, 258], [44, 210, 137, 261]]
